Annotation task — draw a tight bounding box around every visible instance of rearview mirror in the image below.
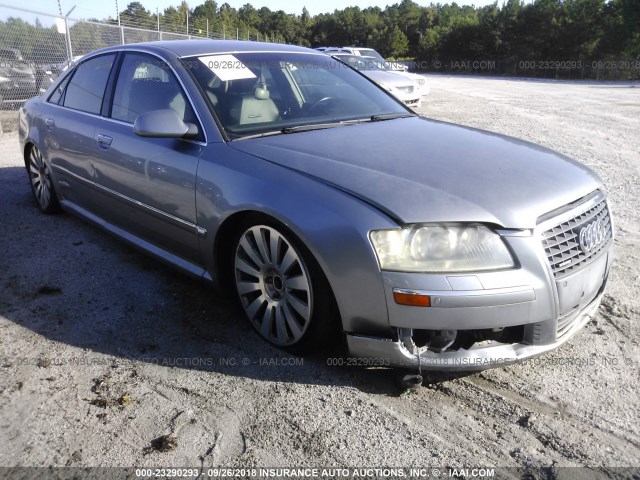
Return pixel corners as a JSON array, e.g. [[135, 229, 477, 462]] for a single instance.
[[133, 109, 198, 139]]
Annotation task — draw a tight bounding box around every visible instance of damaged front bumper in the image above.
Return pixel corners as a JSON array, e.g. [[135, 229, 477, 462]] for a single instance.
[[346, 291, 603, 371]]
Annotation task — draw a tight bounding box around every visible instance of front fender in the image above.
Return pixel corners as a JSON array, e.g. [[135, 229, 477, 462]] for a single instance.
[[196, 144, 398, 337]]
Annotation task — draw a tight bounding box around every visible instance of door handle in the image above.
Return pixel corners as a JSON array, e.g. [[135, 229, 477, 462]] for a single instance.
[[44, 118, 55, 128], [96, 134, 113, 149]]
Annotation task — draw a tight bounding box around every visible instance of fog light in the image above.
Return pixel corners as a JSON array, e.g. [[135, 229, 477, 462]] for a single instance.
[[393, 289, 431, 307]]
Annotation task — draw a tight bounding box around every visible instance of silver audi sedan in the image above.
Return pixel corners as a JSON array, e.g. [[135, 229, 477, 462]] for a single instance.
[[19, 41, 613, 371]]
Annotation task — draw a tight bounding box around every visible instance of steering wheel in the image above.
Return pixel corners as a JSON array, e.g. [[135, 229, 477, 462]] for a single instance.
[[307, 96, 335, 115]]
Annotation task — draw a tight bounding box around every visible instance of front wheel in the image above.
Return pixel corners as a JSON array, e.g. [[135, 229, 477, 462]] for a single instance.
[[232, 220, 337, 353], [27, 145, 59, 214]]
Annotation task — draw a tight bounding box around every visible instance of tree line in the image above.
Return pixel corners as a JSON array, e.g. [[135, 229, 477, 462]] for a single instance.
[[1, 0, 638, 79], [118, 0, 640, 79]]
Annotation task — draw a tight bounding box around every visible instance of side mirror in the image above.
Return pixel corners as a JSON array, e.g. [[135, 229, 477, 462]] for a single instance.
[[133, 109, 198, 139]]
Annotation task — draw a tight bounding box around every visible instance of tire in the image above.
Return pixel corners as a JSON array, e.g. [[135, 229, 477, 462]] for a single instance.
[[230, 217, 339, 354], [26, 144, 60, 214]]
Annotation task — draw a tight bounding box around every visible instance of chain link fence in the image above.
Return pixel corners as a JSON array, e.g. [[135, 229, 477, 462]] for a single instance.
[[0, 4, 264, 108]]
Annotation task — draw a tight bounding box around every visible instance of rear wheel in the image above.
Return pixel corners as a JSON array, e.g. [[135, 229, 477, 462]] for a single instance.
[[232, 219, 337, 353], [27, 145, 59, 214]]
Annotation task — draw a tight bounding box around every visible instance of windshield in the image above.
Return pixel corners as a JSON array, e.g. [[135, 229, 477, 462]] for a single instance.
[[357, 49, 385, 62], [182, 52, 407, 138]]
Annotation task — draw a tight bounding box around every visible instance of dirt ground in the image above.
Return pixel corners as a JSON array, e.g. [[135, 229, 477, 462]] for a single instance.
[[0, 110, 19, 134], [0, 76, 638, 473]]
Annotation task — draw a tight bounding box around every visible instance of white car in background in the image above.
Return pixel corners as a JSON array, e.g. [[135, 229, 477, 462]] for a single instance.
[[324, 47, 408, 72], [363, 56, 430, 97], [321, 47, 429, 97], [331, 54, 421, 108]]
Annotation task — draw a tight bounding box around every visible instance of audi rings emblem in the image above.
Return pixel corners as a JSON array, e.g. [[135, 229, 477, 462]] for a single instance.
[[579, 217, 606, 253]]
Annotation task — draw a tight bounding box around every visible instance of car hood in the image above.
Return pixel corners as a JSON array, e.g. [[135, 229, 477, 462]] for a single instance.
[[362, 70, 413, 88], [396, 71, 426, 83], [229, 117, 602, 228]]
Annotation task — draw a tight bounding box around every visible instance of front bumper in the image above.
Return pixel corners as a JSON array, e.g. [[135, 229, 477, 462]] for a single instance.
[[347, 191, 613, 371], [347, 290, 603, 371], [0, 79, 38, 100], [392, 92, 421, 107]]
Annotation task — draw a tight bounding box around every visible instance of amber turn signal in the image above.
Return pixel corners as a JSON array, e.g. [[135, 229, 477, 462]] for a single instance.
[[393, 291, 431, 307]]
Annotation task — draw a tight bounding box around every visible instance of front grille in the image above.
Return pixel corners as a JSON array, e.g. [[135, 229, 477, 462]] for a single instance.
[[542, 198, 612, 278]]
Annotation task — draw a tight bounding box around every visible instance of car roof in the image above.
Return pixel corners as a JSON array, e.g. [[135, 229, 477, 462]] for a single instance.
[[87, 40, 318, 58]]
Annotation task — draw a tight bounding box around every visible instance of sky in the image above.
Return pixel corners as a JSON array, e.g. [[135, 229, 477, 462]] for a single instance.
[[3, 0, 504, 22]]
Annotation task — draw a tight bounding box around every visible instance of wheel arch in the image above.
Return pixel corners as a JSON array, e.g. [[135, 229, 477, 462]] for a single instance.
[[213, 209, 341, 319], [23, 141, 35, 168]]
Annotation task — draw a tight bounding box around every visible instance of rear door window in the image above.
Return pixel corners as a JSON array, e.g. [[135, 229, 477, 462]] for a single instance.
[[63, 54, 116, 114], [48, 73, 72, 105]]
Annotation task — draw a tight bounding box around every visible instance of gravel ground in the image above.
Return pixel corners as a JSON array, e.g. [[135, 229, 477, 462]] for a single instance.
[[0, 75, 639, 473]]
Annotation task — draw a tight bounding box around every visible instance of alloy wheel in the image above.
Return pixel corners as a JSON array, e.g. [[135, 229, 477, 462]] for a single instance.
[[234, 225, 313, 346], [28, 146, 53, 210]]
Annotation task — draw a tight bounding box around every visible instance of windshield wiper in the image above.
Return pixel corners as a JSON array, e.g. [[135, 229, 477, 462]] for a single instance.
[[233, 123, 348, 140], [232, 130, 285, 141], [281, 122, 350, 134], [233, 116, 395, 141], [370, 113, 416, 122]]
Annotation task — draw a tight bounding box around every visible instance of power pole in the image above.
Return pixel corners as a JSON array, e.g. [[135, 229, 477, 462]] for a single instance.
[[64, 6, 76, 62], [115, 0, 124, 44]]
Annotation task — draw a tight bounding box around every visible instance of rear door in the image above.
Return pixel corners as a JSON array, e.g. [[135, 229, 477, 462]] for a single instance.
[[89, 52, 204, 264], [44, 53, 117, 217]]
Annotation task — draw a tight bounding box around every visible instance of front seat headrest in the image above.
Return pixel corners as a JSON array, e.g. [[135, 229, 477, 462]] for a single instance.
[[255, 86, 270, 100]]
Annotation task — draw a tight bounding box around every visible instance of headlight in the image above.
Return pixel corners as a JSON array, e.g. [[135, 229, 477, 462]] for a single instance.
[[370, 225, 514, 273]]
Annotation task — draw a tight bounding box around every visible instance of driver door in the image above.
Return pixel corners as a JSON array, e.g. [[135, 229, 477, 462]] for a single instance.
[[90, 52, 205, 264]]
